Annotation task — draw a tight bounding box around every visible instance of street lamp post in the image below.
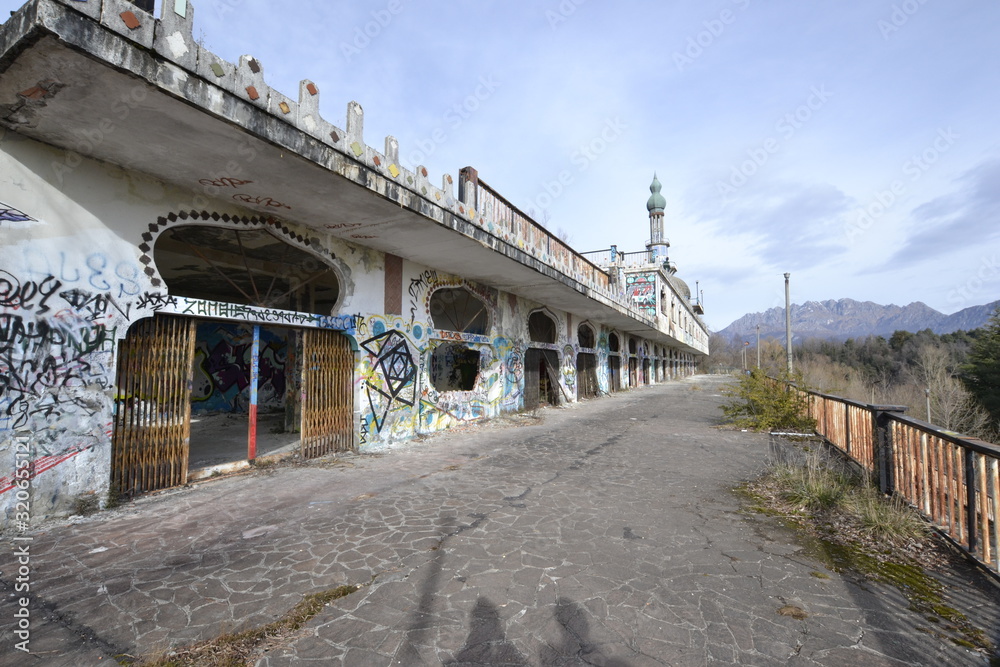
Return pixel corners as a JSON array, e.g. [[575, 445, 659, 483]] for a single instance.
[[756, 324, 760, 369], [784, 273, 793, 375]]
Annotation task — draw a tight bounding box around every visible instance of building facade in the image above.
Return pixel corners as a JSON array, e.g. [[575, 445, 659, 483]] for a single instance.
[[0, 0, 709, 520]]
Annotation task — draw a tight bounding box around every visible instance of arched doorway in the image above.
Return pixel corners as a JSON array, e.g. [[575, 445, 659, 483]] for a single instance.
[[576, 323, 598, 399], [524, 310, 560, 409], [112, 223, 354, 496], [608, 332, 621, 392]]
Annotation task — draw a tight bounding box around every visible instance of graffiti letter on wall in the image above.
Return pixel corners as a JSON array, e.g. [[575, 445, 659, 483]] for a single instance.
[[360, 330, 416, 433]]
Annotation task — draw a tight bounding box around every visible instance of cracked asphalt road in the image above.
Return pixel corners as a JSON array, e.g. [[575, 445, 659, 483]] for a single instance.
[[2, 375, 999, 665]]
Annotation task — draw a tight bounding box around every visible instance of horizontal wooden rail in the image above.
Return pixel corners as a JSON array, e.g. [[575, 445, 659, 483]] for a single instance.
[[797, 385, 1000, 575]]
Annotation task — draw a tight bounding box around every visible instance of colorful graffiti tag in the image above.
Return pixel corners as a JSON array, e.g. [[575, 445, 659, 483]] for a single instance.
[[360, 330, 417, 433], [626, 272, 656, 317], [191, 323, 287, 413]]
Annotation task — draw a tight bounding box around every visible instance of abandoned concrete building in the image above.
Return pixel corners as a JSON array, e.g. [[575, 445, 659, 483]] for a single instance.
[[0, 0, 710, 520]]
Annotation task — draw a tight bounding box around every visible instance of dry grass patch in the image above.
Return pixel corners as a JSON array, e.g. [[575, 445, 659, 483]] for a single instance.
[[130, 585, 361, 666]]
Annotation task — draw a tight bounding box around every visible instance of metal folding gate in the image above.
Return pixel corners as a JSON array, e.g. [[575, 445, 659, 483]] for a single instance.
[[111, 315, 196, 496], [301, 328, 354, 458]]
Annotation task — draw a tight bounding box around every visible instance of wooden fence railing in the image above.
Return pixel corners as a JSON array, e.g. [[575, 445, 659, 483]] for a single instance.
[[800, 388, 1000, 575]]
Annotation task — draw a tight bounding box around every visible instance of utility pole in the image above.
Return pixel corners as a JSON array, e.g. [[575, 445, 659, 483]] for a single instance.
[[784, 273, 793, 375], [756, 324, 760, 369]]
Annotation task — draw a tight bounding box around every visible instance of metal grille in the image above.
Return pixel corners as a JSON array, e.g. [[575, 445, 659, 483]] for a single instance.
[[301, 329, 354, 458], [111, 315, 196, 496]]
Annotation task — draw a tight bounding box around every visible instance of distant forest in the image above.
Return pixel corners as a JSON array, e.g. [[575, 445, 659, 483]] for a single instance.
[[707, 309, 1000, 444]]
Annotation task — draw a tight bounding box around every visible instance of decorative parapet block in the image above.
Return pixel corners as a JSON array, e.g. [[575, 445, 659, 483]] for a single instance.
[[153, 0, 195, 70], [236, 55, 269, 109], [100, 0, 155, 47]]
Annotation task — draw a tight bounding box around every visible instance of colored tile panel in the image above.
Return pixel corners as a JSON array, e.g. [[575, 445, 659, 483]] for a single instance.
[[120, 11, 141, 30]]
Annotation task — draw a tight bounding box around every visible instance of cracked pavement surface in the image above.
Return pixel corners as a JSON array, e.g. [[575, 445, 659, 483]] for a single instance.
[[2, 375, 999, 665]]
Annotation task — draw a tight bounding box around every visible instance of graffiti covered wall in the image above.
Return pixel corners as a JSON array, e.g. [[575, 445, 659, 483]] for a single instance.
[[192, 323, 287, 414], [626, 272, 657, 317]]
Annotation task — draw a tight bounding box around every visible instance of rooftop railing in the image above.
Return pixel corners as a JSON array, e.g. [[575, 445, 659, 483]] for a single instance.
[[458, 167, 610, 293]]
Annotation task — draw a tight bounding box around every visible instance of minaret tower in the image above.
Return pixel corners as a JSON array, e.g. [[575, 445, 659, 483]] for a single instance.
[[646, 173, 670, 265]]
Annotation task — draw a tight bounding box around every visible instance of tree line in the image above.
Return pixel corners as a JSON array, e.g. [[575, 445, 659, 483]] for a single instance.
[[706, 309, 1000, 443]]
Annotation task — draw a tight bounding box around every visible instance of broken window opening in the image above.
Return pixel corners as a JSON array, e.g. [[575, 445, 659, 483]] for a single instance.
[[430, 344, 481, 391], [577, 323, 595, 349], [154, 225, 340, 316], [430, 288, 490, 334], [528, 311, 557, 344], [608, 332, 620, 353]]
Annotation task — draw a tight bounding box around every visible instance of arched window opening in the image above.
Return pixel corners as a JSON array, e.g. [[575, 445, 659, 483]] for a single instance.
[[430, 288, 489, 334], [430, 344, 481, 391], [154, 225, 339, 316], [528, 311, 557, 344], [608, 332, 620, 353], [628, 337, 637, 355], [577, 323, 595, 349]]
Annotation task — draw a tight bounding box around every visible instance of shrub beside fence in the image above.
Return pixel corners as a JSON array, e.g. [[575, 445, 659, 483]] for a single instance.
[[798, 387, 1000, 575]]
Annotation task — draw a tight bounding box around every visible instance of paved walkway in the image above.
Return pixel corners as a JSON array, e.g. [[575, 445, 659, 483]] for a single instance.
[[2, 375, 999, 666]]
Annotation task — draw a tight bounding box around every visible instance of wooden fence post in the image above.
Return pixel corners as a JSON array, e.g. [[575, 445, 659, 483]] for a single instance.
[[965, 448, 979, 555], [872, 406, 906, 495]]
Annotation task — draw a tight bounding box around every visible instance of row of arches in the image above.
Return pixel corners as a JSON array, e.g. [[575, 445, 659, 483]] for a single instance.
[[109, 221, 697, 498]]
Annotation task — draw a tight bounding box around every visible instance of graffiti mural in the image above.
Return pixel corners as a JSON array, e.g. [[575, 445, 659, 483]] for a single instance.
[[360, 330, 417, 433], [492, 336, 523, 411], [626, 273, 656, 317], [0, 202, 34, 224], [191, 323, 287, 413]]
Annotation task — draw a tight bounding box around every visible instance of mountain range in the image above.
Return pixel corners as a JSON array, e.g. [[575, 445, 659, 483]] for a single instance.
[[718, 298, 1000, 342]]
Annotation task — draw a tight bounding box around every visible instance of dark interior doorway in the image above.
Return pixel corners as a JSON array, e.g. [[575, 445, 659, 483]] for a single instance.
[[576, 353, 599, 399], [524, 348, 560, 410], [187, 321, 300, 469]]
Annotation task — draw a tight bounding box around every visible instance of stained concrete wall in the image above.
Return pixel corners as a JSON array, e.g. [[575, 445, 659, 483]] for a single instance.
[[1, 128, 685, 521]]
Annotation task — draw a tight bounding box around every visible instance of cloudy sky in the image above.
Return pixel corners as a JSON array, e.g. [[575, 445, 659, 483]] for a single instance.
[[8, 0, 998, 330]]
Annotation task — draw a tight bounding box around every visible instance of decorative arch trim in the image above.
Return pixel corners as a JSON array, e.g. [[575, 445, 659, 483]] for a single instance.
[[138, 211, 334, 288]]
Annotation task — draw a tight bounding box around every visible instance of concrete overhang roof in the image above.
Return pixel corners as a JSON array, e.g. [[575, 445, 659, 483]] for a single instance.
[[0, 0, 704, 353]]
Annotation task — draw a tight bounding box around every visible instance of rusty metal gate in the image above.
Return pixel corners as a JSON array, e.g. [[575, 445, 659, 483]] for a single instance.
[[112, 315, 196, 497], [301, 328, 354, 458]]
